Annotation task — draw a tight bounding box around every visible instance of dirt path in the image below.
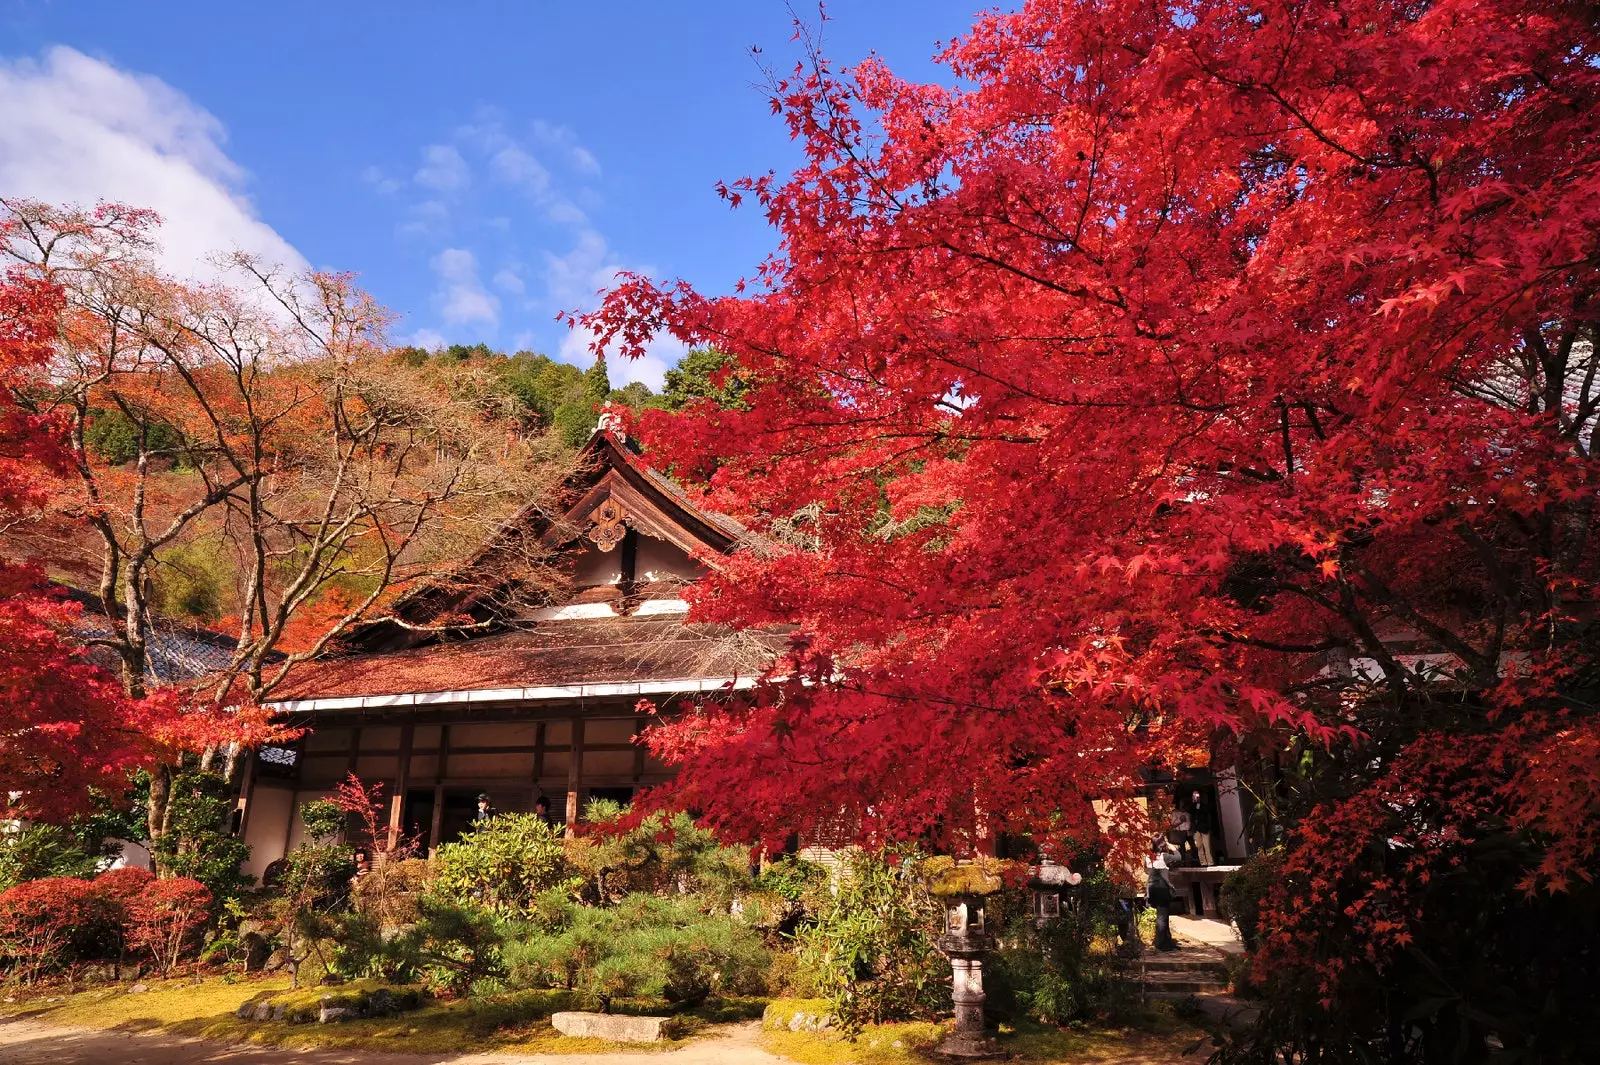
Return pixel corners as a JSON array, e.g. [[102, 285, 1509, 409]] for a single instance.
[[0, 1017, 786, 1065]]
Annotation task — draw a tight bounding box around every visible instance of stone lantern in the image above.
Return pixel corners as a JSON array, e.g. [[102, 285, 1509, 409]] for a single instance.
[[1028, 859, 1082, 927], [924, 858, 1008, 1060]]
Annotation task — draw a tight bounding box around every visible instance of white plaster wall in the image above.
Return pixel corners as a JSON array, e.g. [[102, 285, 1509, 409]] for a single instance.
[[240, 784, 296, 880]]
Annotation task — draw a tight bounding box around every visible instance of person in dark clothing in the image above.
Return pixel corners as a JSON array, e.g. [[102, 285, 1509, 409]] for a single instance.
[[534, 795, 553, 825], [1146, 844, 1181, 952], [474, 793, 497, 826], [1187, 788, 1216, 866]]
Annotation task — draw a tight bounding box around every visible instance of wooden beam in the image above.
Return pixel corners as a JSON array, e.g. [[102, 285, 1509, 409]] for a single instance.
[[565, 716, 584, 835], [388, 724, 413, 850], [299, 742, 635, 758]]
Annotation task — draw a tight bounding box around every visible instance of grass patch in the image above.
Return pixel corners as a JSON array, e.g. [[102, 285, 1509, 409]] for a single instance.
[[0, 975, 293, 1029], [0, 976, 763, 1056], [759, 998, 1209, 1065]]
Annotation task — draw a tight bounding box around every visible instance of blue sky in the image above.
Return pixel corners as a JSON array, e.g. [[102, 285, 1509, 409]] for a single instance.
[[0, 1, 986, 387]]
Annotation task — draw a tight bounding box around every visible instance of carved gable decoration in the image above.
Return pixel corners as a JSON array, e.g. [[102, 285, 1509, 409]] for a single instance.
[[588, 496, 628, 552]]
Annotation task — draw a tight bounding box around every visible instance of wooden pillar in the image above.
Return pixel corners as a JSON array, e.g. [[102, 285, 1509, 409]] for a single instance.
[[234, 743, 257, 839], [631, 717, 646, 785], [429, 725, 450, 856], [388, 724, 413, 850], [532, 722, 546, 808], [284, 789, 299, 857], [345, 727, 363, 780], [619, 528, 639, 609], [565, 716, 584, 834]]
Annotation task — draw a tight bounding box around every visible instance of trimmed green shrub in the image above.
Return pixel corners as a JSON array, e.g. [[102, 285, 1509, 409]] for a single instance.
[[336, 897, 509, 995], [794, 850, 949, 1028], [429, 813, 577, 916], [503, 892, 769, 1012], [153, 770, 251, 905], [568, 801, 757, 907]]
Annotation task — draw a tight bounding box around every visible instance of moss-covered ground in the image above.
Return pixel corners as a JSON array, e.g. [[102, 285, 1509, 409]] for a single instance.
[[0, 975, 766, 1056], [759, 997, 1210, 1065], [0, 980, 1205, 1062]]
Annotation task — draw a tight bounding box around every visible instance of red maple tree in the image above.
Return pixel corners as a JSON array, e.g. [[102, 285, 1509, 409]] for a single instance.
[[585, 0, 1600, 908], [0, 266, 175, 818]]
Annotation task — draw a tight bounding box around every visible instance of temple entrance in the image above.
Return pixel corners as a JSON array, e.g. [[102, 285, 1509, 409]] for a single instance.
[[401, 788, 435, 847], [437, 789, 482, 847]]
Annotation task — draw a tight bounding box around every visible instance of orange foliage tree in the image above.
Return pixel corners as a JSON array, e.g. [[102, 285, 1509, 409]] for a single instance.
[[1, 199, 534, 843]]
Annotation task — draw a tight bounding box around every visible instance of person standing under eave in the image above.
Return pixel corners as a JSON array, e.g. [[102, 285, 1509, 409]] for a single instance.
[[1187, 788, 1215, 867]]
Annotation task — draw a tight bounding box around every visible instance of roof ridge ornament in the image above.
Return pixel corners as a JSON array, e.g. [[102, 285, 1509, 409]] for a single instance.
[[596, 405, 627, 443]]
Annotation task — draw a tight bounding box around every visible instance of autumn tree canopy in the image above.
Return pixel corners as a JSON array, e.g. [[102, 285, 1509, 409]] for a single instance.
[[588, 0, 1600, 889]]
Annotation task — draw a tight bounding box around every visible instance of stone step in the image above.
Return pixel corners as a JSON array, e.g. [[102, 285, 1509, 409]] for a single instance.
[[1138, 972, 1230, 993], [1138, 956, 1230, 975]]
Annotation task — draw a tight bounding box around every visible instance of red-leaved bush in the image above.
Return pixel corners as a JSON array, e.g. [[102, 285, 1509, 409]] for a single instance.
[[92, 866, 155, 906], [0, 877, 118, 983], [126, 878, 211, 975]]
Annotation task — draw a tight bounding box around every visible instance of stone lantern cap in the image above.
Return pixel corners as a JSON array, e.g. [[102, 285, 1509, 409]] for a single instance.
[[920, 855, 1013, 898]]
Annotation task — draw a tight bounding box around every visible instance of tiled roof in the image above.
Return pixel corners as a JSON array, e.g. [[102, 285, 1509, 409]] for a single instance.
[[58, 586, 242, 683], [274, 615, 782, 702], [274, 430, 785, 707]]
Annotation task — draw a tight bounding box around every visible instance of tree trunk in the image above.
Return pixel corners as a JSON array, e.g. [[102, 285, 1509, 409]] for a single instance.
[[147, 762, 173, 872]]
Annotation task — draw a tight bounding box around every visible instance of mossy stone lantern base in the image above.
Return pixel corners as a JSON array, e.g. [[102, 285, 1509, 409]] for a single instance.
[[924, 857, 1010, 1060]]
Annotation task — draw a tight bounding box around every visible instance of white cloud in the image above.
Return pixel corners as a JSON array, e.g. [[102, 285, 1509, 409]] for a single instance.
[[492, 267, 525, 296], [545, 228, 677, 390], [543, 228, 623, 309], [361, 165, 402, 196], [544, 199, 588, 226], [431, 247, 498, 328], [531, 118, 602, 176], [558, 320, 679, 391], [459, 113, 592, 225], [0, 46, 307, 279], [404, 328, 447, 351], [397, 198, 449, 239], [489, 146, 549, 197], [414, 144, 469, 192]]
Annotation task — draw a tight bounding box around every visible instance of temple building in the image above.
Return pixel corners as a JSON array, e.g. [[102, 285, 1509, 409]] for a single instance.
[[235, 428, 775, 880], [232, 427, 1261, 898]]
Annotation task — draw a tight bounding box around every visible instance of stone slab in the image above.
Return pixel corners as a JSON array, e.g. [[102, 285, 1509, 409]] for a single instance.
[[551, 1011, 674, 1042]]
